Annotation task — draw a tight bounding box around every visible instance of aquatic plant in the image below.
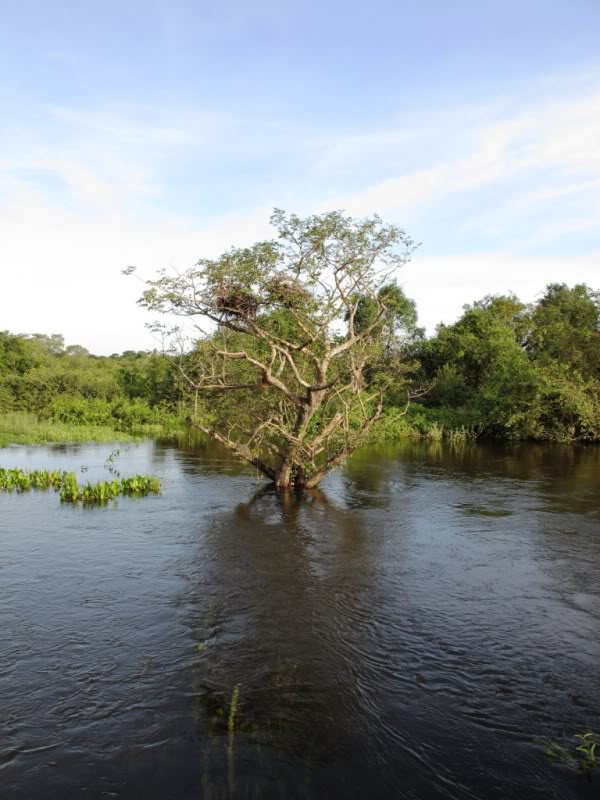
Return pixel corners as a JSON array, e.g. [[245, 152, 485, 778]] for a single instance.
[[61, 473, 161, 503], [120, 475, 162, 495], [228, 684, 241, 738], [425, 422, 444, 441], [59, 472, 81, 502], [0, 467, 68, 492], [226, 683, 241, 796], [104, 448, 121, 476], [447, 426, 477, 444], [575, 732, 597, 771], [541, 730, 597, 774], [0, 466, 161, 504]]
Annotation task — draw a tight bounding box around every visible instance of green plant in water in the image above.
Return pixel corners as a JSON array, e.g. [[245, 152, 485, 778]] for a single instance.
[[542, 731, 597, 775], [226, 683, 241, 797], [228, 684, 241, 738], [68, 474, 160, 503], [0, 466, 160, 504], [575, 732, 597, 771], [426, 422, 444, 441], [60, 472, 80, 502], [104, 448, 121, 476], [1, 467, 69, 493]]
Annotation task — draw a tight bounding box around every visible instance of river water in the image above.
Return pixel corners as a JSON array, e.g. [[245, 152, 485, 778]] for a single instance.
[[1, 439, 599, 799]]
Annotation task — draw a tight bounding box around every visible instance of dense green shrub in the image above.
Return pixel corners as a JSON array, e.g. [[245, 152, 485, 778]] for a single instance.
[[412, 284, 600, 442], [1, 281, 598, 446]]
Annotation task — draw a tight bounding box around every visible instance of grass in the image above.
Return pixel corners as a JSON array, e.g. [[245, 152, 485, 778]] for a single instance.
[[0, 411, 186, 447], [0, 412, 138, 447], [423, 422, 478, 443], [2, 410, 480, 451], [0, 466, 161, 503]]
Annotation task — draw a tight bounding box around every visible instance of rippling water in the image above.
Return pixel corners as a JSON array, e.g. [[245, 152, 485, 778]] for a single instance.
[[1, 439, 599, 799]]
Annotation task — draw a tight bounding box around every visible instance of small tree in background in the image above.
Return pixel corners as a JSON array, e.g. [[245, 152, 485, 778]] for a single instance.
[[138, 210, 423, 488]]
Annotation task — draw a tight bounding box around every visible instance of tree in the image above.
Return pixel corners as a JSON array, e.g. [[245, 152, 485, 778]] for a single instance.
[[415, 288, 600, 441], [527, 283, 600, 378], [64, 344, 90, 357], [25, 333, 65, 354], [138, 209, 422, 488], [415, 294, 530, 409]]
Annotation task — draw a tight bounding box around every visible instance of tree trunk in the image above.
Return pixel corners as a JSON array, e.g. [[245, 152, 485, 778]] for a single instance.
[[274, 463, 293, 489], [295, 465, 306, 488]]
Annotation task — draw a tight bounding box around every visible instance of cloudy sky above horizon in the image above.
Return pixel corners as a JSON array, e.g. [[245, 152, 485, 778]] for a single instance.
[[1, 0, 599, 354]]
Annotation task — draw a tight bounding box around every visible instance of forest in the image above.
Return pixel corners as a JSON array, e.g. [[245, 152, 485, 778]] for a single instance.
[[1, 282, 599, 447]]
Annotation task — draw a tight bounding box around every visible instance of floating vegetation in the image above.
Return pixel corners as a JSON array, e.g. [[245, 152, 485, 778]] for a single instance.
[[541, 731, 597, 775], [227, 683, 241, 796], [0, 467, 161, 504], [228, 684, 241, 738], [575, 732, 598, 771]]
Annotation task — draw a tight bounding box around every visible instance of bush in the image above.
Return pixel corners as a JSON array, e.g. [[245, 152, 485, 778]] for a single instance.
[[42, 396, 181, 430]]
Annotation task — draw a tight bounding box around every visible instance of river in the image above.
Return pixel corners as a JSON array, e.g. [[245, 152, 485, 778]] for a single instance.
[[1, 439, 599, 799]]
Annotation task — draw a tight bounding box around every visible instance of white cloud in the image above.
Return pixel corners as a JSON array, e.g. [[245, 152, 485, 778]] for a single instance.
[[1, 68, 599, 352], [403, 253, 600, 333], [320, 87, 600, 232], [0, 187, 273, 353]]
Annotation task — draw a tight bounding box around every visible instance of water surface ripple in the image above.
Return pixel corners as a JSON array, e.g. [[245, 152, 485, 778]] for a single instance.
[[1, 440, 599, 798]]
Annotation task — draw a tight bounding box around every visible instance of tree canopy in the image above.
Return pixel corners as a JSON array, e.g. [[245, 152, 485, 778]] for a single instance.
[[414, 284, 600, 441], [139, 210, 422, 488], [1, 245, 598, 455]]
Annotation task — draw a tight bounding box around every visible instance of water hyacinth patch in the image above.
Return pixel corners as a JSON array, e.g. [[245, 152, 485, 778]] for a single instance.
[[0, 467, 161, 504]]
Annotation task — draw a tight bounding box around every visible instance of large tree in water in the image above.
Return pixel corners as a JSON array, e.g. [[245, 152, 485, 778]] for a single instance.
[[139, 210, 422, 489]]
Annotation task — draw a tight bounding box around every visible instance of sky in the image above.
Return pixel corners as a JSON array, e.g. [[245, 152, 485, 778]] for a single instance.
[[1, 0, 599, 354]]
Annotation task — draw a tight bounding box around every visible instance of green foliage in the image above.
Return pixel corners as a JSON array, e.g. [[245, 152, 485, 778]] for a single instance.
[[414, 284, 600, 442], [0, 412, 138, 447], [528, 283, 600, 377], [0, 466, 161, 503], [352, 284, 420, 338], [45, 395, 178, 429], [228, 684, 241, 737], [0, 467, 66, 491], [1, 274, 598, 450], [0, 331, 183, 445], [541, 731, 597, 775], [139, 209, 419, 486]]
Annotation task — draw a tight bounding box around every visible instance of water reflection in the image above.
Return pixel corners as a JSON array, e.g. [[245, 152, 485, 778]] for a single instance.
[[183, 485, 378, 775]]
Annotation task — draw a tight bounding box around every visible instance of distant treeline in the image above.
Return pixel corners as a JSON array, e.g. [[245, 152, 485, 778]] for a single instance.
[[0, 333, 183, 432], [409, 283, 600, 442], [1, 282, 599, 443]]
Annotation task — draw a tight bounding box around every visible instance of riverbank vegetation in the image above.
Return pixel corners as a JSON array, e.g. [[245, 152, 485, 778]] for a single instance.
[[1, 236, 598, 454], [413, 285, 600, 442], [0, 332, 184, 446]]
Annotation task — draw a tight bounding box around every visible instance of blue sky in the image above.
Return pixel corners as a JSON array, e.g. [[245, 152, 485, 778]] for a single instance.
[[1, 0, 599, 353]]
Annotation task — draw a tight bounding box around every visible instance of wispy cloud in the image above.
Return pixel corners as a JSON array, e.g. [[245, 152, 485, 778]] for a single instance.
[[1, 67, 599, 351], [320, 86, 600, 241]]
